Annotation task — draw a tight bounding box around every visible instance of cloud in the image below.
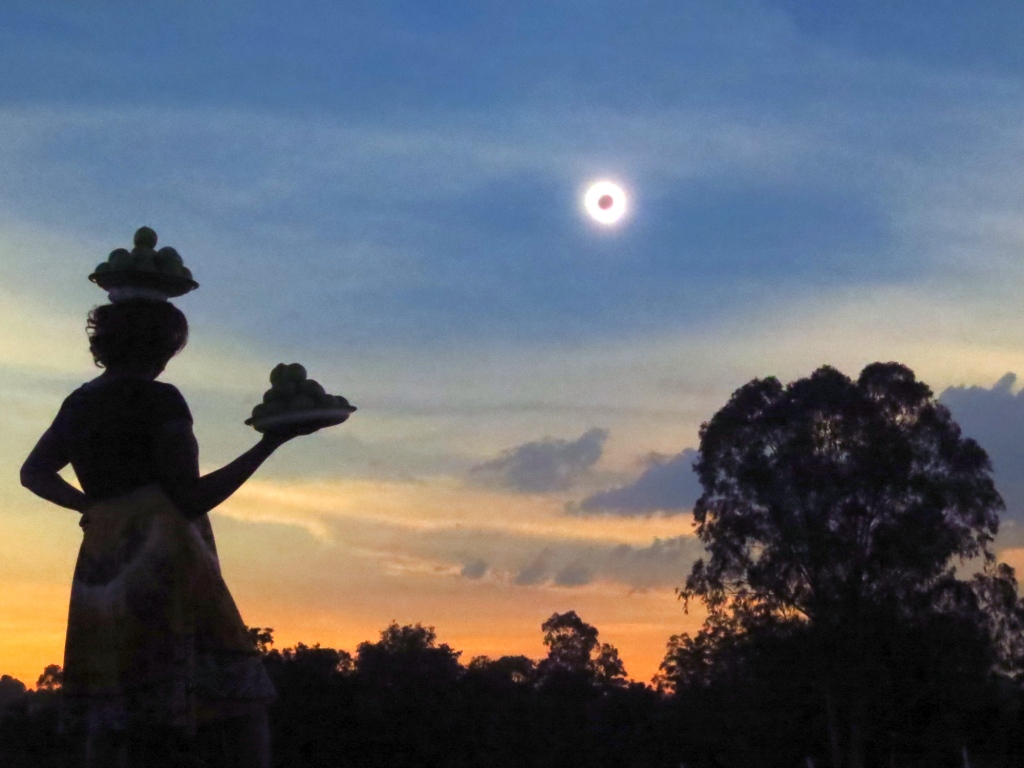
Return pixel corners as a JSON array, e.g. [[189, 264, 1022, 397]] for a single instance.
[[573, 448, 701, 516], [211, 474, 698, 590], [514, 549, 554, 586], [502, 536, 700, 590], [939, 374, 1024, 546], [469, 428, 609, 493], [554, 563, 593, 587], [605, 537, 700, 589], [460, 559, 488, 579]]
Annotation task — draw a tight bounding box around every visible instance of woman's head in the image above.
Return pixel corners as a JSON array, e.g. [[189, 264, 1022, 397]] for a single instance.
[[87, 300, 189, 372]]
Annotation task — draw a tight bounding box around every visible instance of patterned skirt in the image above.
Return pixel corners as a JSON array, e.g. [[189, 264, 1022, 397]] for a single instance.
[[61, 485, 276, 736]]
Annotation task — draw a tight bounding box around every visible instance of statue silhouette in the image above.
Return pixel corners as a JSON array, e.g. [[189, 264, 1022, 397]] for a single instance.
[[21, 295, 323, 768]]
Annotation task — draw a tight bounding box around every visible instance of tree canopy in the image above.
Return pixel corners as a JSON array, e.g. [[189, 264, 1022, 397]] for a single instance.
[[682, 362, 1002, 628], [671, 362, 1019, 768]]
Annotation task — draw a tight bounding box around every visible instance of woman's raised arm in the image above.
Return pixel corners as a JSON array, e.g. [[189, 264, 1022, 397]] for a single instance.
[[155, 419, 312, 520]]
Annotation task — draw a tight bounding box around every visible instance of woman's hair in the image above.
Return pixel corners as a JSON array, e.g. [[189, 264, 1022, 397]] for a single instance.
[[87, 300, 189, 370]]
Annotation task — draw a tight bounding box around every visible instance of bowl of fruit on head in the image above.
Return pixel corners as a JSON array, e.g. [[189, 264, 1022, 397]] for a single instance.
[[89, 226, 199, 302], [246, 363, 356, 433]]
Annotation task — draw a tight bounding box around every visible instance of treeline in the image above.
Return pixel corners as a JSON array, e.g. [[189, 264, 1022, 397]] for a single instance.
[[0, 611, 673, 768], [2, 607, 1024, 767]]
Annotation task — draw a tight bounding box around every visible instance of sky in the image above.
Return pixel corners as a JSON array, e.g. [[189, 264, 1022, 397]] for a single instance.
[[4, 0, 1024, 686]]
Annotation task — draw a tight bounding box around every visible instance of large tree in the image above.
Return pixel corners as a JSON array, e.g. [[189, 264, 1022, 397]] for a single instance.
[[677, 363, 1008, 768]]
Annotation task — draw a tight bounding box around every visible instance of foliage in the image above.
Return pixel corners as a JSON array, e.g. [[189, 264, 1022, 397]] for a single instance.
[[682, 363, 1002, 627], [538, 610, 627, 688], [670, 362, 1023, 768]]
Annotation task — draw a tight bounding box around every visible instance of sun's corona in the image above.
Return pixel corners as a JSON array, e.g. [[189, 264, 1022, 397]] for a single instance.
[[584, 181, 627, 225]]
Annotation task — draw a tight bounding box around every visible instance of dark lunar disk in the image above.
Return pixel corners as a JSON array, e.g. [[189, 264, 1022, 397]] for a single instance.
[[598, 194, 614, 210]]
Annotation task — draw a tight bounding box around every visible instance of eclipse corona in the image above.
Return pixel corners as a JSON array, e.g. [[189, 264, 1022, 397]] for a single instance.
[[584, 181, 627, 225]]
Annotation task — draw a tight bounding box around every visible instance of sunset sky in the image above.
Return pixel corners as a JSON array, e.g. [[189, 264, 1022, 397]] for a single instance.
[[6, 1, 1024, 686]]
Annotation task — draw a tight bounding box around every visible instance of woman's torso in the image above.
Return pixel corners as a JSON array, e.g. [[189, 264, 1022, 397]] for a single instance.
[[56, 375, 192, 502]]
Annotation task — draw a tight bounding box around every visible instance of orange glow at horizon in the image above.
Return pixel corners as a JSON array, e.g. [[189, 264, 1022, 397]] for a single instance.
[[0, 566, 704, 689]]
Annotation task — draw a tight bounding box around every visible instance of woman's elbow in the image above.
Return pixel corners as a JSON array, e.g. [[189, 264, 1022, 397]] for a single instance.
[[20, 464, 41, 491]]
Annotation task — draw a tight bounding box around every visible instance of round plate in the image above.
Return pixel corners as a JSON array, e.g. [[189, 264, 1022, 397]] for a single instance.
[[89, 269, 199, 299], [245, 406, 356, 431]]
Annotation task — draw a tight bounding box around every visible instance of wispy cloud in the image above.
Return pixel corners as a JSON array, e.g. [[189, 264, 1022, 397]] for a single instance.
[[210, 476, 698, 590]]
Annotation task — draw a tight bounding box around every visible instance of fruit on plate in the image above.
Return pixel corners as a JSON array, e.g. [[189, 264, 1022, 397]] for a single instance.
[[88, 227, 199, 298], [246, 363, 355, 432]]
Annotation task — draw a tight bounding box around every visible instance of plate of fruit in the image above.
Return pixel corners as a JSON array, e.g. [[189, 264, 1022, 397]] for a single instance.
[[245, 363, 356, 433], [89, 226, 198, 300]]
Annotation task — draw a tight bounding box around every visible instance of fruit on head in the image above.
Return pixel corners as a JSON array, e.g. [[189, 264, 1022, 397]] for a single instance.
[[109, 249, 132, 268], [155, 247, 184, 274], [157, 246, 183, 266], [134, 226, 158, 249], [93, 228, 198, 295], [134, 254, 157, 271]]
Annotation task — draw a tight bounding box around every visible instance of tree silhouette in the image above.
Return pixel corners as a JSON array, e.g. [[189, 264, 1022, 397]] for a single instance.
[[0, 676, 26, 709], [539, 610, 626, 688], [677, 363, 1010, 768], [355, 621, 462, 688], [34, 665, 62, 692], [467, 654, 537, 686], [247, 626, 276, 655]]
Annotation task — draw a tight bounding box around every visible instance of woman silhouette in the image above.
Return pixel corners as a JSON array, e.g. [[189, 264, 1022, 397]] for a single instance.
[[21, 299, 319, 767]]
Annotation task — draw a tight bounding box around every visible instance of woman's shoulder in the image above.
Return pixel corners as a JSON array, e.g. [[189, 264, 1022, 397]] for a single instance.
[[148, 380, 193, 423], [61, 380, 98, 407], [65, 377, 191, 421], [148, 379, 186, 398]]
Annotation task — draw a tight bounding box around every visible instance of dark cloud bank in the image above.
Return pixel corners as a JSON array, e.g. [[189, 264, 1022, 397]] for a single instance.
[[468, 427, 701, 516], [940, 373, 1024, 546], [560, 373, 1024, 535], [572, 449, 702, 517], [469, 428, 609, 493], [453, 373, 1024, 592]]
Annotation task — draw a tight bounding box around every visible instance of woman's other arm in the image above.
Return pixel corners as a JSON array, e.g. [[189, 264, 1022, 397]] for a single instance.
[[20, 426, 89, 512]]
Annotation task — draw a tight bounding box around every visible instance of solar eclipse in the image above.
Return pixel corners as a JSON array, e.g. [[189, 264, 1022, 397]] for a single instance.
[[584, 181, 627, 225]]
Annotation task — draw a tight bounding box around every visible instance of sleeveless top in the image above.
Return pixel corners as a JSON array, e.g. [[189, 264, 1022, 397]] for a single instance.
[[52, 376, 193, 502]]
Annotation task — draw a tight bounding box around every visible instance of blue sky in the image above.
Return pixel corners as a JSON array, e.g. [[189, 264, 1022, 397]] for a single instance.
[[5, 0, 1024, 683], [5, 0, 1022, 352]]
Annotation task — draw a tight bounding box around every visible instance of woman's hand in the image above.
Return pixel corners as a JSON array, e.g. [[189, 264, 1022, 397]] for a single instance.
[[259, 421, 321, 448], [259, 413, 349, 448]]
